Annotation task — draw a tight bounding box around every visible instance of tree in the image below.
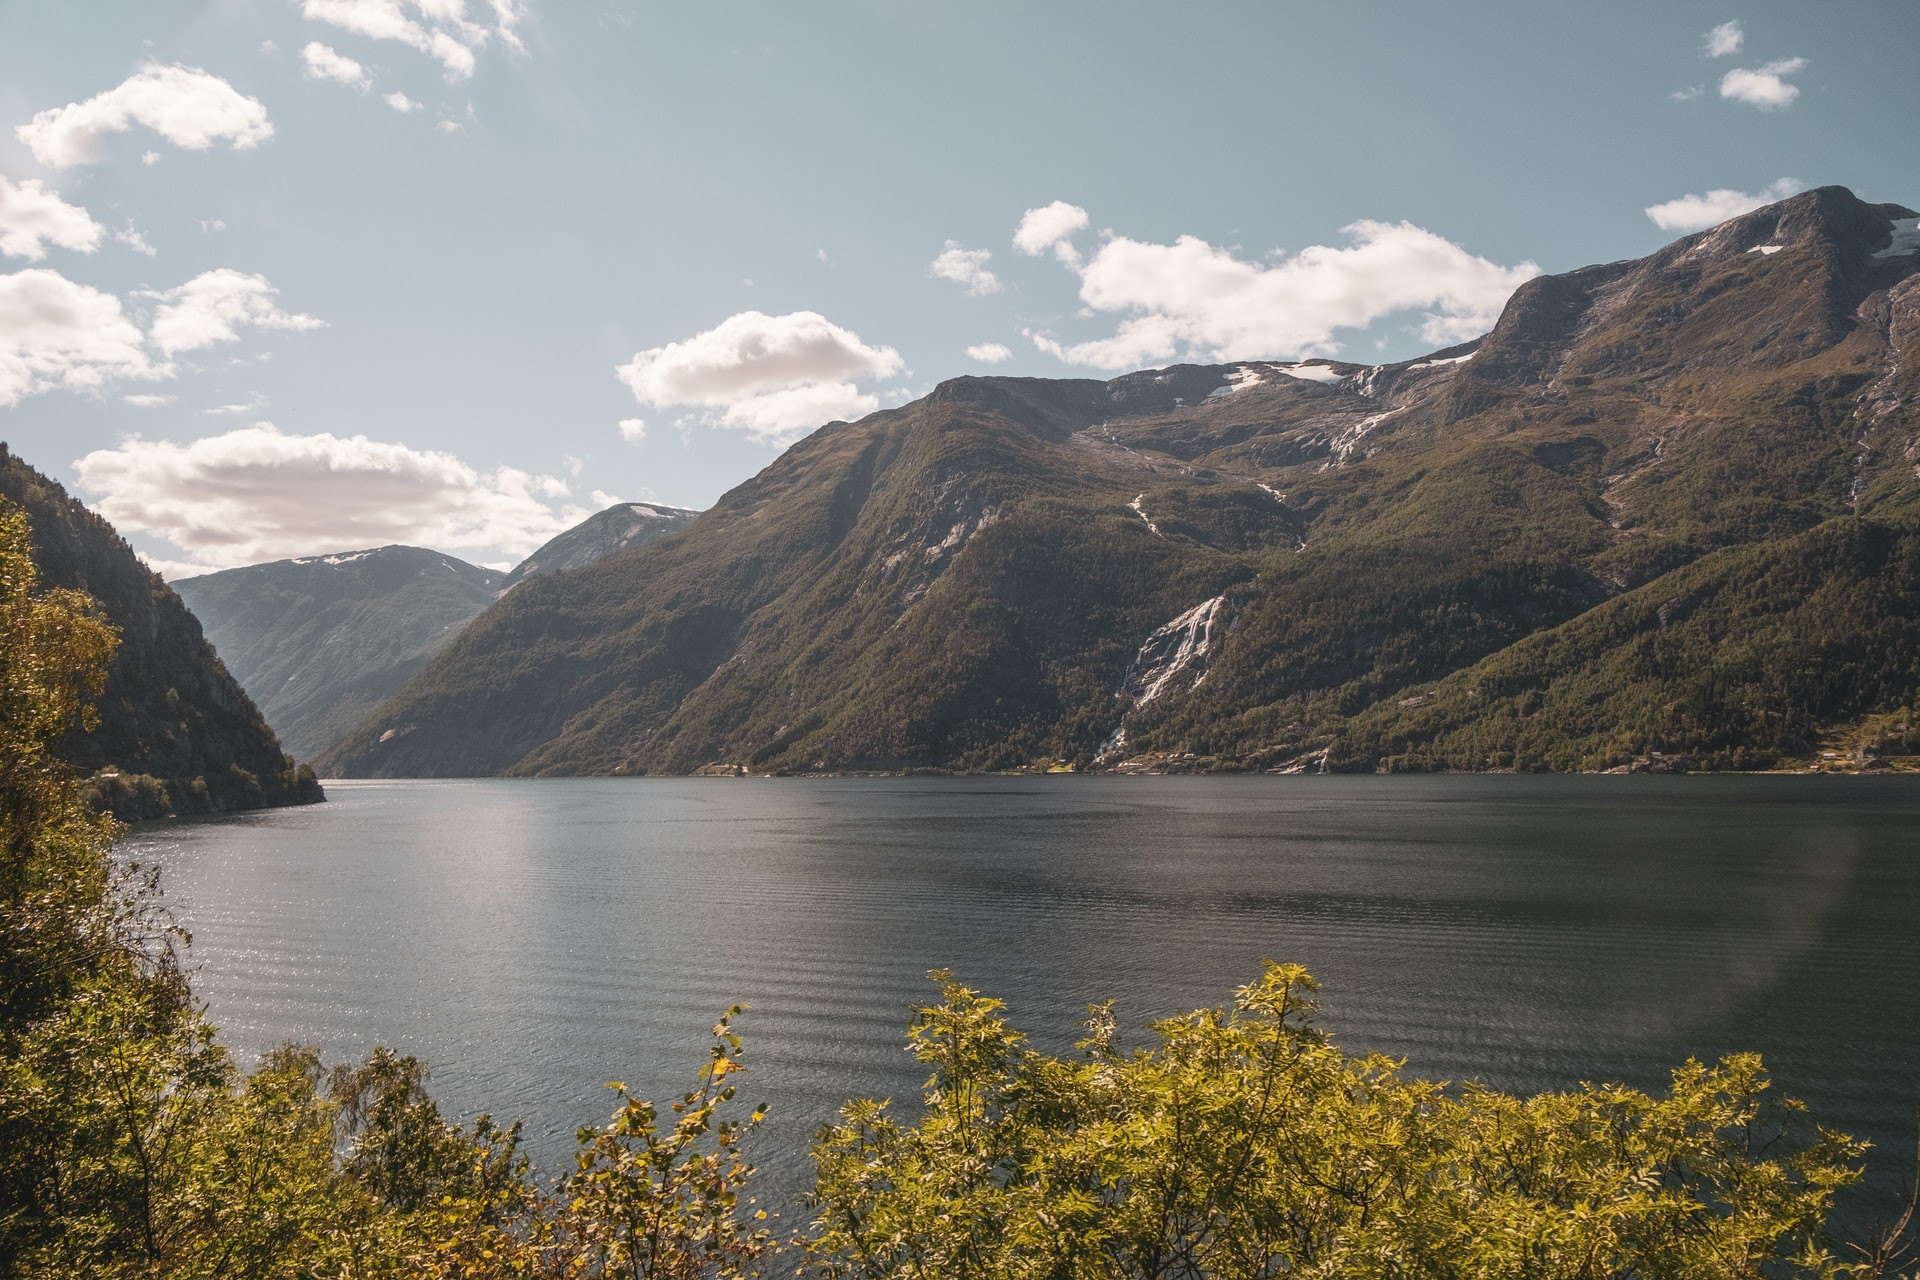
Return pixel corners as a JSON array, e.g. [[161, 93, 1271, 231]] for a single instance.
[[809, 963, 1880, 1280]]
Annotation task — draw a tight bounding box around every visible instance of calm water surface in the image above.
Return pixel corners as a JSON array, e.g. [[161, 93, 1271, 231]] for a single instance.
[[126, 776, 1920, 1216]]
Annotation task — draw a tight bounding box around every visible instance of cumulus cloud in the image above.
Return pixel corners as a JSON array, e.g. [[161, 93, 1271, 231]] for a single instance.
[[615, 310, 904, 442], [966, 342, 1012, 364], [123, 393, 174, 407], [0, 268, 161, 405], [0, 175, 104, 260], [930, 241, 1002, 296], [1644, 177, 1806, 231], [302, 42, 372, 90], [1703, 20, 1743, 58], [1014, 200, 1090, 265], [618, 418, 645, 443], [385, 90, 419, 112], [1720, 57, 1806, 110], [1670, 85, 1704, 102], [1023, 214, 1538, 371], [301, 0, 519, 81], [74, 423, 590, 574], [144, 269, 325, 357], [16, 65, 272, 168]]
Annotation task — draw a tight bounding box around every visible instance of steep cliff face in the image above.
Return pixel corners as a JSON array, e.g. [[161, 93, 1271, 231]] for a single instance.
[[325, 187, 1920, 777], [173, 548, 508, 762], [0, 447, 324, 818]]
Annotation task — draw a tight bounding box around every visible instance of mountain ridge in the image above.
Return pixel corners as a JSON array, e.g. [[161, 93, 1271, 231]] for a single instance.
[[322, 186, 1920, 778]]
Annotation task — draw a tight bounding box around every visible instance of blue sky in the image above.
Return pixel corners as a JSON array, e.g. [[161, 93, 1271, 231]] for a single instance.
[[1, 0, 1915, 574]]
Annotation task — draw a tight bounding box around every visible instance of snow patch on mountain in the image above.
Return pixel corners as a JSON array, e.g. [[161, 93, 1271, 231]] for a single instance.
[[1873, 217, 1920, 259], [291, 549, 377, 566], [1205, 366, 1268, 399], [1275, 362, 1347, 384], [1405, 353, 1474, 370]]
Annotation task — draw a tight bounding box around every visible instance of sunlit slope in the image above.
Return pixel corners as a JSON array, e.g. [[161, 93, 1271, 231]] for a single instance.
[[323, 186, 1920, 776]]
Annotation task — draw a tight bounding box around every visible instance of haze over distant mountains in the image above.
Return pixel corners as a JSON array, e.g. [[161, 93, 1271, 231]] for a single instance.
[[172, 502, 698, 761], [309, 188, 1920, 778]]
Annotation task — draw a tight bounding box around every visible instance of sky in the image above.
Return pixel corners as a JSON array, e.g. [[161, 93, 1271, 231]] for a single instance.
[[1, 0, 1916, 577]]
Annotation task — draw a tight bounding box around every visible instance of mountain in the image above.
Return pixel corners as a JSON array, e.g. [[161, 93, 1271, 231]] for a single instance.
[[172, 547, 508, 762], [500, 501, 699, 589], [323, 186, 1920, 778], [0, 446, 325, 818]]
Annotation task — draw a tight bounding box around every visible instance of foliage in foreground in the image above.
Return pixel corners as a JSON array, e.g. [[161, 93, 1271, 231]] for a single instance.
[[1, 496, 1915, 1277], [812, 967, 1896, 1280]]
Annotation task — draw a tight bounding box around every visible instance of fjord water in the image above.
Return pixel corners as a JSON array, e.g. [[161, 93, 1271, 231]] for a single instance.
[[129, 777, 1919, 1213]]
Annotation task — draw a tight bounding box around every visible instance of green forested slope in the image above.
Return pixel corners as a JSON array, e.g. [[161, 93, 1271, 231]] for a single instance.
[[325, 186, 1920, 777], [0, 448, 323, 816]]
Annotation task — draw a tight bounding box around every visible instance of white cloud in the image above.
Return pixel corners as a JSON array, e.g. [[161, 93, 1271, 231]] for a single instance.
[[114, 226, 156, 256], [966, 342, 1012, 364], [487, 0, 527, 52], [74, 423, 590, 573], [385, 90, 419, 112], [1670, 85, 1704, 102], [123, 393, 175, 407], [0, 175, 104, 260], [16, 65, 272, 168], [615, 309, 904, 442], [302, 42, 372, 90], [0, 268, 162, 405], [201, 394, 268, 415], [301, 0, 493, 81], [618, 418, 646, 443], [436, 119, 462, 133], [141, 150, 161, 166], [930, 241, 1002, 296], [1014, 200, 1090, 265], [144, 269, 324, 356], [1644, 177, 1807, 231], [1703, 20, 1743, 58], [199, 217, 227, 233], [1025, 215, 1538, 371], [1719, 57, 1806, 110]]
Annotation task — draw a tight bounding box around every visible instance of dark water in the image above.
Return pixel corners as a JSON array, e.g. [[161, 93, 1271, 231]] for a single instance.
[[126, 776, 1920, 1222]]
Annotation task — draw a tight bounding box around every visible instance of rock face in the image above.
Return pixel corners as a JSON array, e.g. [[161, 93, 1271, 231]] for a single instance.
[[172, 547, 508, 763], [0, 446, 324, 818], [500, 502, 699, 589], [324, 186, 1920, 777]]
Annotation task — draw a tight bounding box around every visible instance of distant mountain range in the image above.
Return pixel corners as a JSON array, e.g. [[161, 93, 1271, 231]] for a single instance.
[[318, 186, 1920, 777], [0, 447, 324, 818], [171, 501, 697, 761], [171, 548, 508, 763]]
